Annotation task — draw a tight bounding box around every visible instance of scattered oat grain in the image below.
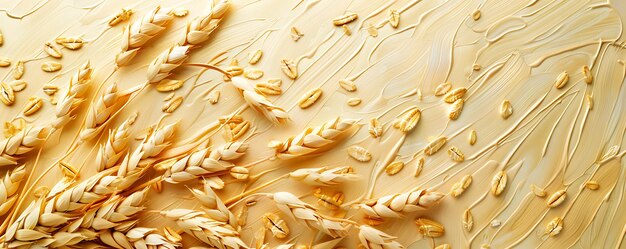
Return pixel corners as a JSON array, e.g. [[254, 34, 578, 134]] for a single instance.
[[156, 79, 184, 92], [162, 96, 183, 113], [491, 171, 507, 196], [23, 96, 43, 116], [249, 50, 263, 65], [385, 161, 404, 176], [333, 13, 358, 26], [554, 71, 569, 89], [348, 145, 372, 162], [280, 59, 297, 79], [299, 88, 322, 109], [347, 98, 361, 106], [41, 61, 62, 72], [244, 68, 264, 80], [388, 9, 400, 28], [500, 100, 512, 119]]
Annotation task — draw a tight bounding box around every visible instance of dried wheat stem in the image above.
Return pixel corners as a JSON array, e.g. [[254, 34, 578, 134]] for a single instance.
[[359, 189, 445, 218], [289, 166, 359, 186], [271, 192, 351, 238], [358, 225, 404, 249], [160, 208, 247, 248], [100, 227, 181, 249], [147, 0, 230, 83], [231, 77, 289, 125], [0, 165, 26, 216], [269, 117, 358, 159], [116, 6, 174, 67], [96, 114, 137, 172]]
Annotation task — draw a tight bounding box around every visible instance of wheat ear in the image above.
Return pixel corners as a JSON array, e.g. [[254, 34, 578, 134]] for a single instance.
[[269, 117, 358, 159], [96, 114, 137, 172], [359, 189, 445, 218], [231, 77, 289, 125], [160, 208, 247, 249], [190, 182, 237, 228], [115, 6, 174, 67], [51, 61, 93, 130], [100, 227, 181, 249], [358, 225, 404, 249], [147, 0, 230, 83], [289, 166, 359, 186], [271, 192, 350, 238], [164, 141, 248, 183], [78, 83, 126, 142], [0, 165, 26, 216], [66, 187, 149, 232], [0, 126, 51, 167]]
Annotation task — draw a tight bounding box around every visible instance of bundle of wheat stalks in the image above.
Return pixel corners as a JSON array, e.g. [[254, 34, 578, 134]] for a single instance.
[[0, 0, 449, 248]]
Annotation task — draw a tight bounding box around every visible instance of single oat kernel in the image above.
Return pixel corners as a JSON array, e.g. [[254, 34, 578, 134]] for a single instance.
[[491, 171, 507, 196], [108, 8, 133, 26], [43, 42, 62, 58], [369, 117, 382, 138], [415, 157, 424, 177], [367, 23, 378, 37], [171, 8, 189, 17], [299, 88, 322, 109], [162, 96, 183, 113], [582, 65, 593, 84], [1, 81, 15, 106], [262, 213, 290, 239], [547, 189, 566, 208], [554, 71, 569, 89], [0, 57, 11, 67], [55, 36, 84, 50], [424, 136, 448, 156], [347, 98, 361, 106], [449, 98, 464, 120], [10, 80, 27, 92], [23, 96, 43, 116], [448, 146, 465, 162], [41, 61, 62, 72], [443, 87, 467, 103], [385, 161, 405, 175], [500, 100, 513, 119], [451, 175, 472, 197], [342, 24, 352, 35], [244, 68, 264, 80], [339, 79, 357, 92], [13, 61, 24, 80], [280, 58, 297, 79], [347, 145, 372, 162], [545, 217, 563, 236], [435, 82, 452, 96], [208, 90, 220, 104], [388, 9, 400, 28], [43, 84, 58, 95], [415, 218, 445, 238], [585, 180, 599, 190], [249, 50, 263, 64], [291, 26, 304, 41], [469, 130, 477, 145], [531, 184, 547, 197], [463, 209, 474, 231], [472, 10, 481, 20], [156, 79, 184, 92], [230, 166, 249, 180], [333, 13, 358, 26]]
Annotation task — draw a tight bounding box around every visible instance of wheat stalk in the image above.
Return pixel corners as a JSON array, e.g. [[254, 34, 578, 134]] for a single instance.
[[359, 189, 445, 218], [100, 227, 181, 249], [210, 141, 248, 161], [0, 125, 51, 167], [271, 192, 350, 238], [78, 83, 125, 142], [147, 0, 230, 83], [96, 114, 137, 172], [51, 61, 93, 130], [231, 77, 289, 125], [115, 6, 174, 67], [0, 165, 26, 216], [289, 166, 359, 186], [269, 117, 358, 159], [358, 225, 404, 249], [160, 208, 247, 249]]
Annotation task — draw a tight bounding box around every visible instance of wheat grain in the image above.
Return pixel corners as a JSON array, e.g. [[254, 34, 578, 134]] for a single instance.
[[385, 161, 404, 176], [360, 189, 444, 218], [546, 189, 566, 208], [0, 165, 26, 216], [393, 106, 420, 133], [162, 96, 183, 113], [232, 77, 289, 124], [554, 71, 569, 89], [491, 171, 507, 196], [229, 166, 249, 180], [500, 100, 512, 119], [585, 181, 599, 190], [96, 115, 136, 172], [582, 66, 593, 84], [434, 82, 452, 96], [1, 81, 16, 106], [22, 96, 43, 116], [13, 60, 24, 80], [10, 80, 27, 92], [333, 13, 358, 26], [358, 225, 404, 249], [347, 98, 361, 106], [472, 10, 481, 20], [249, 50, 263, 64], [289, 166, 358, 186], [244, 68, 264, 80], [108, 8, 133, 26], [339, 79, 357, 92], [463, 208, 473, 232], [449, 99, 464, 120], [298, 88, 322, 109], [280, 59, 297, 79], [269, 117, 357, 159], [388, 9, 400, 28], [447, 146, 465, 162], [450, 175, 472, 197], [368, 118, 382, 138], [544, 217, 563, 236], [469, 130, 477, 145], [161, 208, 247, 248], [43, 42, 62, 58], [272, 192, 350, 238], [313, 188, 344, 210], [116, 6, 174, 67], [415, 218, 444, 238], [443, 88, 466, 103], [347, 145, 371, 162], [424, 136, 447, 156], [55, 36, 84, 50], [0, 56, 10, 67], [262, 213, 290, 239]]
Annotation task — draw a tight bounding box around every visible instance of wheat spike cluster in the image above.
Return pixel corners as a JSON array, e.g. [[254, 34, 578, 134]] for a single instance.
[[1, 0, 623, 248]]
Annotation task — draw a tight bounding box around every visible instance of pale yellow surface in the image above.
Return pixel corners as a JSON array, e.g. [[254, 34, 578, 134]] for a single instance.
[[1, 0, 626, 248]]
